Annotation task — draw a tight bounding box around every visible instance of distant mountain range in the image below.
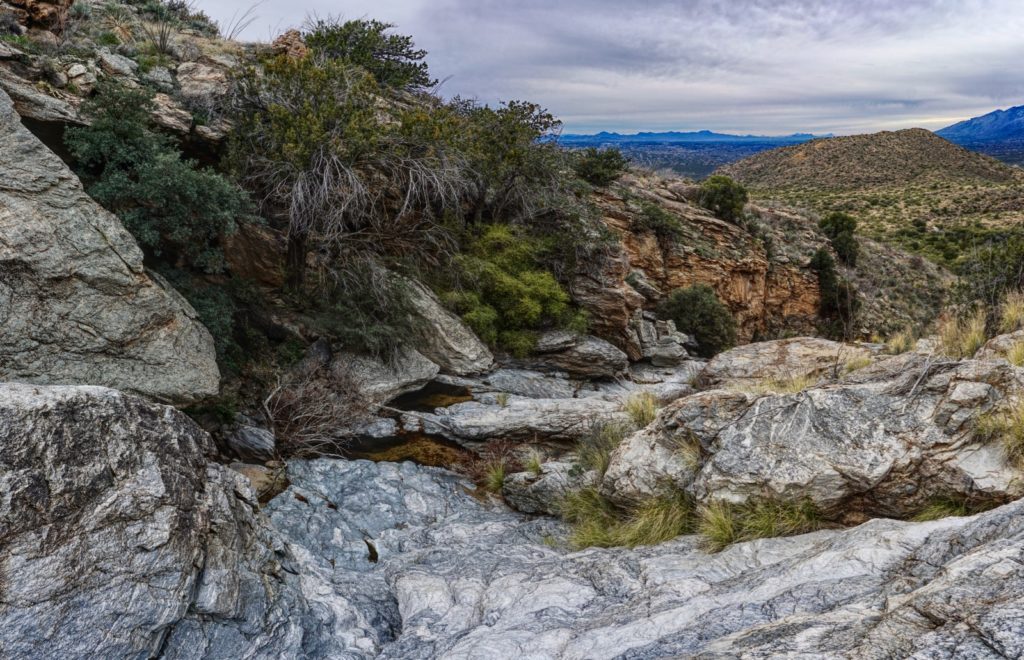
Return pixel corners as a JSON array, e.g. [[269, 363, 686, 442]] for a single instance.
[[937, 105, 1024, 143], [558, 130, 828, 145], [937, 105, 1024, 166]]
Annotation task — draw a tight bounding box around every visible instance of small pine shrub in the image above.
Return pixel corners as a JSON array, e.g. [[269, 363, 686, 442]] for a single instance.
[[573, 147, 628, 187], [657, 285, 737, 358], [698, 175, 748, 223]]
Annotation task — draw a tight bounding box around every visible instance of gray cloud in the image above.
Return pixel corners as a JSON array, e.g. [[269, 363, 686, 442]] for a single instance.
[[202, 0, 1024, 134]]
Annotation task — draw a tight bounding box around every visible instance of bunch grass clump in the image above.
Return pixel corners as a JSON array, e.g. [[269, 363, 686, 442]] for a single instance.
[[911, 495, 998, 522], [843, 355, 873, 374], [885, 328, 916, 355], [623, 391, 658, 428], [697, 498, 822, 552], [938, 309, 987, 359], [1000, 290, 1024, 333], [576, 420, 632, 476], [561, 488, 694, 549], [733, 374, 817, 396], [1008, 341, 1024, 367], [974, 399, 1024, 468]]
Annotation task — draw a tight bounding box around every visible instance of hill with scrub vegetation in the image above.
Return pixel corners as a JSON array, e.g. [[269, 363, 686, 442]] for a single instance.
[[719, 128, 1024, 267]]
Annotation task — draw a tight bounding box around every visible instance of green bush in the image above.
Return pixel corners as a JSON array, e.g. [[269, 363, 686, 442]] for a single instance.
[[657, 284, 737, 357], [444, 224, 585, 357], [819, 211, 859, 267], [636, 201, 684, 241], [809, 248, 860, 339], [305, 18, 435, 90], [66, 80, 248, 272], [572, 147, 628, 187], [698, 175, 748, 223]]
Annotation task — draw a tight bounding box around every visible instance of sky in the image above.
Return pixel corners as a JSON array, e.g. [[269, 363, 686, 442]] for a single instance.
[[202, 0, 1024, 136]]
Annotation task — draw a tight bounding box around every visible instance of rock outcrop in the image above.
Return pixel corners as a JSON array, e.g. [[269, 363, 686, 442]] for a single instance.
[[406, 278, 493, 376], [0, 87, 219, 403], [6, 383, 1024, 658], [521, 330, 629, 379], [699, 336, 872, 388], [0, 383, 309, 658], [603, 352, 1024, 518]]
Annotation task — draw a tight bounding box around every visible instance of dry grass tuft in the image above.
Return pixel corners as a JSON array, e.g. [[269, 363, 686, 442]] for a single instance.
[[732, 373, 817, 396], [885, 328, 916, 355], [843, 355, 873, 373], [938, 309, 988, 359], [623, 391, 658, 427], [1000, 291, 1024, 333], [975, 399, 1024, 469], [1008, 342, 1024, 367], [576, 421, 632, 476], [698, 498, 823, 552], [562, 488, 694, 549]]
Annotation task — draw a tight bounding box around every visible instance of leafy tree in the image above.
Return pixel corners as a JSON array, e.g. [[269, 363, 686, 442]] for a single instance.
[[698, 175, 748, 223], [819, 211, 859, 267], [305, 18, 435, 90], [809, 248, 860, 338], [66, 80, 247, 272], [657, 285, 737, 357], [573, 147, 628, 187]]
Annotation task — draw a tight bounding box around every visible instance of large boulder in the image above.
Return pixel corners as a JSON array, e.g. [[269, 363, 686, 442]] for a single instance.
[[603, 352, 1024, 518], [976, 329, 1024, 361], [0, 87, 218, 403], [523, 331, 629, 379], [412, 394, 630, 445], [699, 336, 872, 389], [333, 346, 440, 406], [0, 383, 311, 658], [405, 278, 493, 376]]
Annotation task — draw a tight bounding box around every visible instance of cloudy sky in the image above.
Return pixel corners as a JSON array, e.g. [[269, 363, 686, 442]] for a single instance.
[[203, 0, 1024, 135]]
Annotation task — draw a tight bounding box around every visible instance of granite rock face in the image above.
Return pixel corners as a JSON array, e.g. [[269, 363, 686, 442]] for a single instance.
[[255, 458, 1024, 659], [0, 87, 219, 403], [523, 331, 630, 379], [0, 383, 309, 659], [699, 336, 872, 389], [406, 278, 493, 376], [603, 352, 1024, 517]]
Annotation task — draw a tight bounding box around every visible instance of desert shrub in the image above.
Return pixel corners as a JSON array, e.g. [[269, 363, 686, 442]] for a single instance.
[[819, 212, 859, 267], [573, 147, 628, 187], [305, 18, 435, 90], [67, 80, 247, 272], [263, 366, 371, 457], [657, 284, 737, 358], [698, 175, 748, 223], [444, 224, 585, 357], [307, 265, 418, 357], [228, 54, 467, 288], [809, 248, 860, 339], [955, 232, 1024, 311], [636, 200, 684, 241]]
